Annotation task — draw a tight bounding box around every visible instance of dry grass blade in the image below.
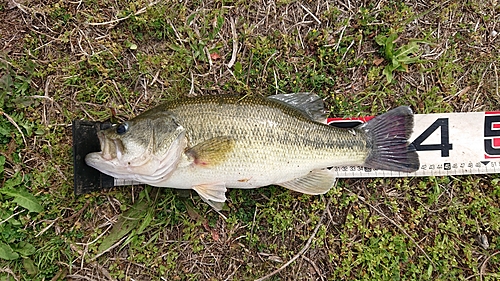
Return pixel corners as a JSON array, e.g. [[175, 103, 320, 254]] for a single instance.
[[354, 192, 435, 266], [1, 0, 500, 279], [299, 3, 321, 24], [255, 198, 330, 281], [0, 208, 23, 226], [86, 1, 160, 27], [0, 268, 19, 281], [480, 251, 500, 281], [227, 17, 238, 69], [1, 111, 27, 147], [10, 0, 40, 15], [90, 235, 128, 261]]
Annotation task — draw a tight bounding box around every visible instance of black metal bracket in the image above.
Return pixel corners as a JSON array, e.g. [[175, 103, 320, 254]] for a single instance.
[[72, 120, 115, 195]]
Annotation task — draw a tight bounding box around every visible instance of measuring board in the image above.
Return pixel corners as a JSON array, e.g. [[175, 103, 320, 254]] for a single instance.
[[73, 111, 500, 195], [328, 111, 500, 178]]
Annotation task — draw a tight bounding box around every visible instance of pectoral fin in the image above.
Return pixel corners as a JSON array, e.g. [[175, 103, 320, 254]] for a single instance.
[[193, 183, 227, 210], [278, 169, 336, 195], [186, 137, 235, 167]]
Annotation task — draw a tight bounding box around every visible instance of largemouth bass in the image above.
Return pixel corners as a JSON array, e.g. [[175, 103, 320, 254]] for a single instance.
[[85, 93, 419, 209]]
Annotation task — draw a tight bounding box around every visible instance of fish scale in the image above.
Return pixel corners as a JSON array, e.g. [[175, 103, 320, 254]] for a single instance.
[[152, 96, 371, 188], [85, 93, 419, 210]]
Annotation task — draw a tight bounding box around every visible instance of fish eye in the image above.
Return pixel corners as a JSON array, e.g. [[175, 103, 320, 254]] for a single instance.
[[116, 122, 128, 135]]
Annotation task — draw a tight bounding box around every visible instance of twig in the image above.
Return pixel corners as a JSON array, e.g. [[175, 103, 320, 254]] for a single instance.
[[302, 256, 325, 281], [90, 235, 128, 261], [149, 70, 160, 86], [65, 274, 97, 281], [249, 205, 258, 243], [480, 251, 500, 281], [0, 268, 19, 281], [1, 111, 27, 147], [227, 17, 238, 68], [223, 264, 242, 281], [10, 0, 36, 15], [77, 28, 93, 56], [255, 198, 329, 281], [35, 218, 59, 237], [334, 18, 350, 51], [76, 224, 113, 247], [299, 3, 321, 24], [63, 200, 90, 222], [340, 40, 355, 63], [355, 193, 435, 266], [204, 46, 213, 72], [273, 68, 278, 95], [465, 273, 500, 280], [42, 77, 50, 125], [168, 20, 184, 45], [296, 25, 305, 49], [189, 71, 195, 96], [87, 1, 159, 27], [492, 62, 499, 100], [336, 0, 352, 12], [0, 207, 23, 226]]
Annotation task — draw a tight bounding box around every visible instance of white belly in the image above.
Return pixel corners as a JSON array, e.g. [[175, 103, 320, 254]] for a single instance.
[[153, 151, 359, 190]]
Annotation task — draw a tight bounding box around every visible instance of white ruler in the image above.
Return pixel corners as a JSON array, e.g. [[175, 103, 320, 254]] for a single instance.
[[328, 111, 500, 178], [113, 111, 500, 186]]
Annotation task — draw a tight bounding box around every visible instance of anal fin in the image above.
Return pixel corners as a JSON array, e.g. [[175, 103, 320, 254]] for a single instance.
[[277, 169, 336, 195], [193, 183, 227, 210]]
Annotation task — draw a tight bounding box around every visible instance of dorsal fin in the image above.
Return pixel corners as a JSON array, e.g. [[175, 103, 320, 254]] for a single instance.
[[268, 92, 329, 123]]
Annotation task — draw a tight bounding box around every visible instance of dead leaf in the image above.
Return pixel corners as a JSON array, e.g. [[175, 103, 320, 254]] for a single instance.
[[210, 52, 221, 60], [373, 57, 384, 66], [211, 230, 219, 241]]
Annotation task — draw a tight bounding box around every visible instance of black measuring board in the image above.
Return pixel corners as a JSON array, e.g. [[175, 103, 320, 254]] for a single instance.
[[72, 120, 115, 195]]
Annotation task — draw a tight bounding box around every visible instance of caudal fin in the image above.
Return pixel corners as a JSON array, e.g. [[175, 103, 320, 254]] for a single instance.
[[360, 106, 420, 172]]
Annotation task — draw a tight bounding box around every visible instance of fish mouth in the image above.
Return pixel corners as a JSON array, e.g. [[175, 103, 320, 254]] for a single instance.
[[96, 131, 124, 161], [85, 132, 131, 181]]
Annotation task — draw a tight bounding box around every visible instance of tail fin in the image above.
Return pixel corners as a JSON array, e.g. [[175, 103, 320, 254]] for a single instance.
[[360, 106, 420, 172]]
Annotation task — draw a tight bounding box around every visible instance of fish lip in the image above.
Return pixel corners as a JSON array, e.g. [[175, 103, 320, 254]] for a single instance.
[[97, 131, 118, 161], [112, 138, 125, 159], [84, 131, 128, 178]]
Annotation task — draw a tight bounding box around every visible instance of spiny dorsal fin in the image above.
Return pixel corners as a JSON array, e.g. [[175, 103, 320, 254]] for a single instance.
[[268, 92, 329, 123], [277, 169, 336, 195], [185, 136, 235, 167]]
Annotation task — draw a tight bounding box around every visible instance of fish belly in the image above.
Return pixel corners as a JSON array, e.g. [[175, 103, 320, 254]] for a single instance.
[[155, 143, 366, 190]]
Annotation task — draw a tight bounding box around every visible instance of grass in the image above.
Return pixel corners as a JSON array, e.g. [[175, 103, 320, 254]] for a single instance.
[[1, 0, 500, 280]]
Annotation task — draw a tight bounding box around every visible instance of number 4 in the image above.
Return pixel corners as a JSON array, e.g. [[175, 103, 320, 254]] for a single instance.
[[411, 118, 453, 157]]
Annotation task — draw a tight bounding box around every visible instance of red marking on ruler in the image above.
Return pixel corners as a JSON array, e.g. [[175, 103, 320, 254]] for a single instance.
[[486, 111, 500, 115], [327, 116, 374, 124], [485, 154, 500, 159], [494, 138, 500, 147]]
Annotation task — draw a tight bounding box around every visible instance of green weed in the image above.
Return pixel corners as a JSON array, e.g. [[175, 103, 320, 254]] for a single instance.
[[1, 0, 500, 280], [375, 33, 423, 84]]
